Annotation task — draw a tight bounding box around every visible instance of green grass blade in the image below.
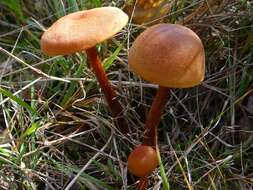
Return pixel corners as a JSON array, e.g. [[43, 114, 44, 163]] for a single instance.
[[1, 0, 25, 23], [60, 59, 85, 106], [22, 122, 40, 138], [53, 161, 115, 190], [103, 45, 122, 71], [50, 0, 66, 18], [90, 0, 102, 7], [0, 87, 38, 116], [66, 0, 79, 13], [157, 147, 170, 190]]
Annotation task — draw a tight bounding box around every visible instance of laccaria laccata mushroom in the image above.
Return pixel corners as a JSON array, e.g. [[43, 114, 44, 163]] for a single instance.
[[41, 7, 129, 133], [128, 23, 205, 188]]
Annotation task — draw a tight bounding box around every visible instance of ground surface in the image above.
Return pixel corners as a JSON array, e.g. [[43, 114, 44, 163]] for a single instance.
[[0, 0, 253, 189]]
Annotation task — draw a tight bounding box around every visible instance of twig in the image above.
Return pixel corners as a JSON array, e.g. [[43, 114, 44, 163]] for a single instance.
[[64, 129, 114, 190], [0, 47, 70, 83], [0, 77, 42, 106]]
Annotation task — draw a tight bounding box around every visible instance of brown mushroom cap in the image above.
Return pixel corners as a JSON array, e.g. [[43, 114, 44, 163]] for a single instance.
[[41, 7, 128, 55], [128, 24, 205, 88]]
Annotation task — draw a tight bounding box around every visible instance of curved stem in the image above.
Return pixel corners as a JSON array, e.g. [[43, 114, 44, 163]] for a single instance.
[[143, 86, 170, 147], [86, 47, 129, 133], [138, 86, 169, 190]]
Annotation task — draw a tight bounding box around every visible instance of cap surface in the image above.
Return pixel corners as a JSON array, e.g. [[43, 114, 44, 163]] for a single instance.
[[127, 145, 158, 177], [128, 24, 205, 88], [41, 7, 128, 55]]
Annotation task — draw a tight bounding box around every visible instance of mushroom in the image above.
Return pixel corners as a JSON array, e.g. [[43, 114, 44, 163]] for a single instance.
[[41, 7, 129, 132], [129, 23, 205, 146], [127, 23, 205, 187], [128, 145, 158, 177]]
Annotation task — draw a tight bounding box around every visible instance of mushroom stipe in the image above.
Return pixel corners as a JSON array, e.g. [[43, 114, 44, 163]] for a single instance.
[[142, 86, 170, 146], [86, 47, 129, 133]]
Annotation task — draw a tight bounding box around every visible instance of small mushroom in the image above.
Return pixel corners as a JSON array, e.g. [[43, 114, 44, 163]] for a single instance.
[[128, 24, 205, 187], [128, 145, 158, 177], [41, 7, 129, 132], [129, 23, 205, 147]]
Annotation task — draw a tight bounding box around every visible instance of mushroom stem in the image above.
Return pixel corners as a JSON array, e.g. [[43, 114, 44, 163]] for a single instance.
[[86, 47, 129, 133], [137, 176, 148, 190], [143, 86, 170, 146], [138, 86, 169, 190]]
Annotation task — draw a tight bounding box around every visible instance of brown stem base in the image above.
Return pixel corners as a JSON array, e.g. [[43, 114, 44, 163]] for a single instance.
[[137, 176, 148, 190], [86, 47, 129, 133]]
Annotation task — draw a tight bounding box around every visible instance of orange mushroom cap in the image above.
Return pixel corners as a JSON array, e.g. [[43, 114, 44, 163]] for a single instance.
[[128, 24, 205, 88], [41, 7, 128, 55], [128, 145, 158, 177]]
